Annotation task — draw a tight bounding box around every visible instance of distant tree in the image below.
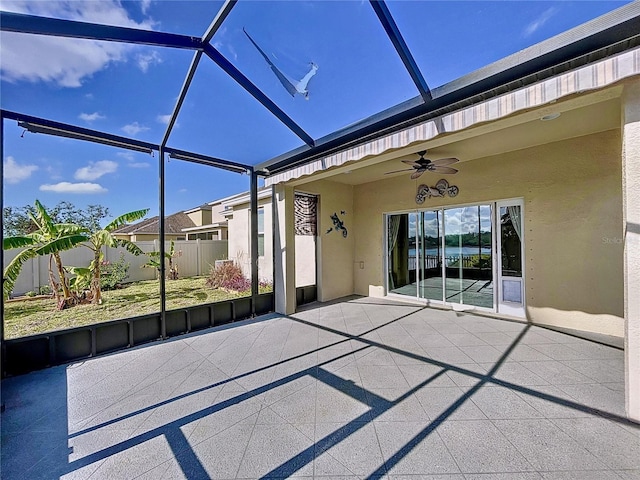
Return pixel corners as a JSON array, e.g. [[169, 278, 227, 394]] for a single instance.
[[3, 202, 109, 237]]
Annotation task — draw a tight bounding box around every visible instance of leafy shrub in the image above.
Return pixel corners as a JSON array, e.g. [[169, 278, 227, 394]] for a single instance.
[[101, 253, 130, 290], [38, 285, 52, 296], [206, 261, 250, 292], [25, 291, 37, 297]]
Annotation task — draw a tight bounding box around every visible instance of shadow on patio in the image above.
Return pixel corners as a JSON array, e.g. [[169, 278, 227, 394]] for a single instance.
[[2, 296, 639, 479]]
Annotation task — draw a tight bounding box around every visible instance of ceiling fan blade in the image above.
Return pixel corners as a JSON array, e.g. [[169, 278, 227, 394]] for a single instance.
[[410, 168, 426, 180], [401, 159, 421, 167], [384, 168, 414, 175], [430, 157, 459, 166], [431, 166, 458, 174]]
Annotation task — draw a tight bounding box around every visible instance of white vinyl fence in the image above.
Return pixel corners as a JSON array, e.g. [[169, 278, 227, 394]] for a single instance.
[[3, 240, 228, 297]]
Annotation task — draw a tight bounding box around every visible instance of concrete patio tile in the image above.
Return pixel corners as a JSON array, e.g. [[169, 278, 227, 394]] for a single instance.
[[463, 474, 542, 480], [560, 359, 624, 383], [413, 386, 487, 421], [388, 475, 465, 480], [518, 360, 597, 385], [469, 385, 544, 419], [315, 382, 371, 424], [268, 383, 317, 424], [479, 361, 549, 387], [539, 471, 624, 479], [358, 365, 411, 390], [413, 334, 456, 349], [615, 470, 640, 479], [504, 344, 553, 362], [87, 432, 176, 479], [511, 384, 594, 419], [528, 343, 590, 361], [519, 331, 558, 345], [441, 332, 489, 346], [2, 298, 635, 479], [458, 320, 501, 334], [473, 331, 522, 345], [189, 420, 256, 479], [355, 346, 397, 365], [365, 388, 429, 423], [430, 323, 469, 335], [314, 422, 386, 477], [423, 346, 476, 364], [564, 342, 623, 360], [446, 364, 488, 387], [374, 421, 460, 475], [458, 345, 505, 363], [236, 423, 316, 478], [556, 383, 626, 417], [397, 364, 456, 389], [550, 418, 640, 470], [137, 460, 181, 480], [437, 419, 535, 473], [492, 418, 608, 471]]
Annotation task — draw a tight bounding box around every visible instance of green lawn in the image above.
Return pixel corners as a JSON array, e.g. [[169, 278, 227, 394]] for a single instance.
[[3, 277, 265, 339]]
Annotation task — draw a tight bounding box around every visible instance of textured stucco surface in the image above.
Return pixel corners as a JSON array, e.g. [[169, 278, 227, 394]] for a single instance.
[[622, 82, 640, 421], [352, 130, 624, 336]]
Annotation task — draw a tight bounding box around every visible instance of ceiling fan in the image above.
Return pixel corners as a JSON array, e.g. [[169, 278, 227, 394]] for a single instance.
[[385, 150, 459, 179]]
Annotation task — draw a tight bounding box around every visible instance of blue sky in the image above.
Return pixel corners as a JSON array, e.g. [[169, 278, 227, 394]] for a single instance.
[[1, 0, 630, 223]]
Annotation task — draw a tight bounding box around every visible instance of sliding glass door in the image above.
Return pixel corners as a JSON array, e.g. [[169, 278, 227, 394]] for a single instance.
[[497, 200, 525, 316], [387, 203, 499, 312], [443, 205, 493, 308], [418, 210, 444, 302]]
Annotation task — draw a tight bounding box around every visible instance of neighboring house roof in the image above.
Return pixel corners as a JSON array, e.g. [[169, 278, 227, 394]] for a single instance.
[[222, 187, 272, 209], [113, 211, 196, 235], [184, 204, 211, 214]]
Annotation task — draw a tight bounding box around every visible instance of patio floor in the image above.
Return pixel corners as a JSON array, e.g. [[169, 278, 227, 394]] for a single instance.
[[2, 296, 639, 479]]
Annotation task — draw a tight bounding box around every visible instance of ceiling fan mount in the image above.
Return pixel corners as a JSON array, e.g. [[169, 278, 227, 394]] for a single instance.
[[385, 150, 459, 179]]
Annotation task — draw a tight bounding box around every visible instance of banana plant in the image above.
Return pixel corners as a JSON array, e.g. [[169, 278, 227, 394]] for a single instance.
[[80, 208, 148, 304], [3, 200, 87, 304], [143, 240, 180, 280]]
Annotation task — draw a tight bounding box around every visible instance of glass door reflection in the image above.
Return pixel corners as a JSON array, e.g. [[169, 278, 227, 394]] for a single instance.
[[444, 205, 493, 308], [418, 210, 444, 302]]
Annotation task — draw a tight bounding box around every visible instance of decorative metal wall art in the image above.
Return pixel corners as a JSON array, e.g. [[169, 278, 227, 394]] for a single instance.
[[326, 211, 348, 238], [415, 179, 459, 204]]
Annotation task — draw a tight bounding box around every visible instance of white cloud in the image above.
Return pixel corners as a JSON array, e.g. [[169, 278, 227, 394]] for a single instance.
[[74, 160, 118, 181], [128, 162, 151, 168], [140, 0, 152, 14], [78, 112, 105, 122], [136, 51, 162, 73], [178, 188, 188, 193], [523, 7, 558, 38], [122, 122, 150, 136], [3, 156, 38, 184], [0, 1, 155, 87], [156, 114, 172, 125], [116, 152, 134, 161], [40, 182, 107, 194]]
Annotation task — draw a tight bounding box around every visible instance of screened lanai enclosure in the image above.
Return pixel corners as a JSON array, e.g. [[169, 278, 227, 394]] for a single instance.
[[2, 0, 640, 426]]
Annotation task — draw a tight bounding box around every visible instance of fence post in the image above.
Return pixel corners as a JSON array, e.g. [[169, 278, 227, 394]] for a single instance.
[[196, 239, 201, 276]]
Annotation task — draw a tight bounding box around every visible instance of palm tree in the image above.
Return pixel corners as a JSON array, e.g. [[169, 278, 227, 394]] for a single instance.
[[82, 209, 149, 304], [3, 200, 87, 304]]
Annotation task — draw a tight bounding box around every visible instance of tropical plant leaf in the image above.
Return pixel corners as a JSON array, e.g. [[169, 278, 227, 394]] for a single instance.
[[55, 223, 89, 236], [34, 234, 87, 256], [105, 209, 149, 232], [118, 239, 145, 256], [3, 236, 36, 250], [3, 248, 37, 299], [33, 199, 55, 236]]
